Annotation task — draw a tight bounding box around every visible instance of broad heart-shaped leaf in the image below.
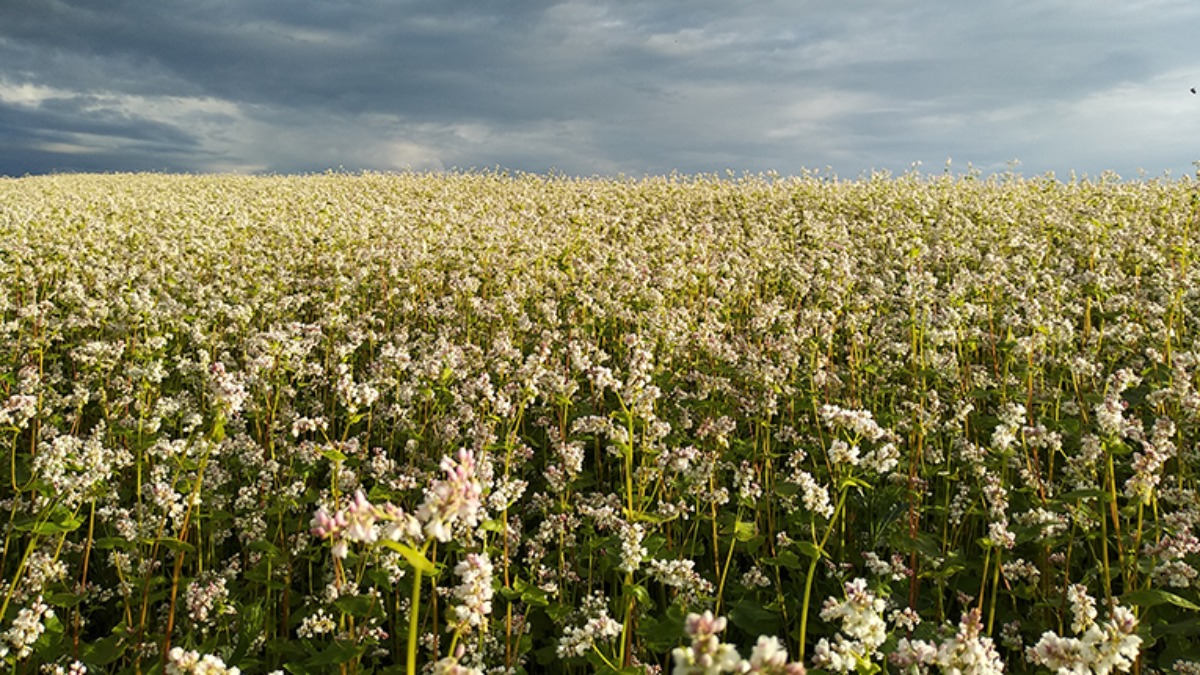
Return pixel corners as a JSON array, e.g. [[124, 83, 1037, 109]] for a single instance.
[[628, 509, 675, 525], [334, 593, 376, 617], [378, 539, 437, 575], [761, 549, 804, 569], [305, 640, 366, 667], [729, 599, 782, 638], [623, 581, 653, 608], [81, 633, 127, 667], [46, 591, 87, 608], [481, 518, 507, 533], [796, 541, 825, 560], [513, 577, 551, 607], [1122, 588, 1200, 612], [1153, 618, 1200, 637], [733, 520, 758, 542], [16, 507, 83, 535], [636, 602, 687, 651], [144, 536, 196, 553]]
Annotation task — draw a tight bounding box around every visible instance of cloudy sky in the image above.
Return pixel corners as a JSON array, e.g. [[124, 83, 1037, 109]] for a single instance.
[[2, 0, 1199, 179]]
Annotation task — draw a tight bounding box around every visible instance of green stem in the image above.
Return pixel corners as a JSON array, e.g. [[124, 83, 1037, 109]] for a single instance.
[[987, 546, 1001, 635], [619, 571, 635, 666], [715, 509, 743, 614], [408, 566, 423, 675], [798, 483, 850, 660]]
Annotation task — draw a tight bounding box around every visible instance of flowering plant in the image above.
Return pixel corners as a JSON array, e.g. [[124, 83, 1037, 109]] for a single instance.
[[1, 170, 1194, 673]]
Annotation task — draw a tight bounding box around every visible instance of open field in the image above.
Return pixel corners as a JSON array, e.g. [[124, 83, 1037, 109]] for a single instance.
[[1, 171, 1198, 674]]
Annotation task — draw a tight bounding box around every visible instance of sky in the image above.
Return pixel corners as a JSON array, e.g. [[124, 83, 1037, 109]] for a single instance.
[[2, 0, 1200, 180]]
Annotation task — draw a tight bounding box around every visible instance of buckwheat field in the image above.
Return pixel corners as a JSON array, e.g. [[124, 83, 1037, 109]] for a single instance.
[[2, 170, 1198, 675]]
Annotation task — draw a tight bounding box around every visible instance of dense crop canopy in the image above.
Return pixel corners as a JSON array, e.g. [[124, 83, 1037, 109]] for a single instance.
[[1, 170, 1198, 674]]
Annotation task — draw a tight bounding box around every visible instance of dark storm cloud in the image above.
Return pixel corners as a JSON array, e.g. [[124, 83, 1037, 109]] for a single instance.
[[2, 0, 1199, 178]]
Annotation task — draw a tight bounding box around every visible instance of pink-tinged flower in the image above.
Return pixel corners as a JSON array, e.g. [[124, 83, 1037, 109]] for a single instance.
[[417, 449, 483, 542], [685, 611, 726, 639], [889, 638, 938, 670], [671, 611, 743, 675], [343, 489, 380, 544], [309, 506, 345, 539]]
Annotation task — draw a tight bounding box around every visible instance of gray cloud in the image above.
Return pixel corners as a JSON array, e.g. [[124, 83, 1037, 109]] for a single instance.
[[2, 0, 1199, 178]]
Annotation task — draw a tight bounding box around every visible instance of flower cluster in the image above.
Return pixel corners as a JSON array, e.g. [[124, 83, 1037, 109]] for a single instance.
[[164, 647, 241, 675], [557, 592, 624, 659], [889, 609, 1003, 675], [0, 596, 53, 661], [449, 552, 494, 634], [1027, 586, 1141, 675], [417, 449, 485, 542], [812, 579, 888, 672], [671, 611, 806, 675]]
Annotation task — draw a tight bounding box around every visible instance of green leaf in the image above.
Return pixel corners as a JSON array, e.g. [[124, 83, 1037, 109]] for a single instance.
[[306, 641, 366, 666], [378, 540, 437, 575], [773, 481, 800, 497], [514, 578, 550, 607], [18, 509, 84, 535], [81, 634, 127, 667], [636, 602, 686, 650], [729, 599, 782, 637], [629, 510, 674, 524], [624, 582, 652, 608], [46, 592, 86, 608], [283, 661, 316, 675], [334, 594, 376, 617], [145, 537, 196, 553], [839, 475, 874, 491], [321, 446, 348, 462], [733, 520, 758, 542], [211, 416, 226, 443], [92, 536, 136, 550], [1152, 619, 1200, 637], [796, 541, 825, 560], [546, 602, 573, 622], [761, 549, 804, 569], [248, 539, 283, 556], [1122, 588, 1200, 612]]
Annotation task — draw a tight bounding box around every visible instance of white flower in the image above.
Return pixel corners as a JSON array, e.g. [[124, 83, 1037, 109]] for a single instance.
[[417, 449, 484, 542], [820, 579, 887, 650], [0, 596, 53, 661], [935, 609, 1003, 675], [1067, 584, 1097, 634], [450, 553, 494, 633], [794, 471, 834, 519], [165, 646, 241, 675], [1026, 601, 1141, 675], [745, 635, 806, 674], [618, 522, 648, 573]]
